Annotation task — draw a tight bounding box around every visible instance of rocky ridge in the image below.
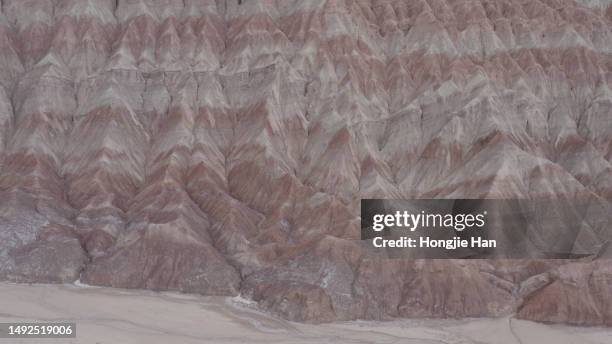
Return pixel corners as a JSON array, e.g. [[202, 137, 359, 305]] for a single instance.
[[0, 0, 612, 325]]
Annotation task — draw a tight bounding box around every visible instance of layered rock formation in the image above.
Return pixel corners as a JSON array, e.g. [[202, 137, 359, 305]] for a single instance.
[[0, 0, 611, 325]]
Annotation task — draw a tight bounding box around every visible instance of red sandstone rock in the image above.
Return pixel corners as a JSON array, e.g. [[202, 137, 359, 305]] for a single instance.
[[0, 0, 611, 326]]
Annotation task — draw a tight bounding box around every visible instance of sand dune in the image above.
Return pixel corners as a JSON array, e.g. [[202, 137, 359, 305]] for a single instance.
[[0, 282, 610, 344]]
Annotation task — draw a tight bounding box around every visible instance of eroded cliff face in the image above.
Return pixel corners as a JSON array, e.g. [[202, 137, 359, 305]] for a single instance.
[[0, 0, 611, 325]]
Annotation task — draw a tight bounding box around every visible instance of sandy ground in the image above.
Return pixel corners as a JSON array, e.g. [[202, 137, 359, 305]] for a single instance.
[[0, 282, 610, 344]]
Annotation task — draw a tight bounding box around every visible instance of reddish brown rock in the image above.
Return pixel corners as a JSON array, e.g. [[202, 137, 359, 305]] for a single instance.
[[518, 260, 612, 326], [0, 0, 611, 326]]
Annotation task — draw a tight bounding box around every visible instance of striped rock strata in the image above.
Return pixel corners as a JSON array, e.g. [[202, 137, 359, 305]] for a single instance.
[[0, 0, 612, 325]]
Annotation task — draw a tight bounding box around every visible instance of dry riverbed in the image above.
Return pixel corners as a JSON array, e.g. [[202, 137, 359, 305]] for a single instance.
[[0, 282, 610, 344]]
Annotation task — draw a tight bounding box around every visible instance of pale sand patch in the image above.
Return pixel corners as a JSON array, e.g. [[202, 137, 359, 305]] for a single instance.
[[0, 282, 610, 344]]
